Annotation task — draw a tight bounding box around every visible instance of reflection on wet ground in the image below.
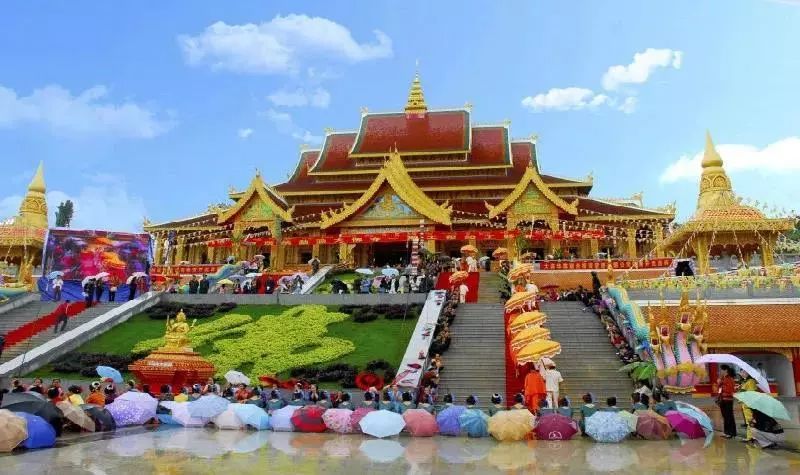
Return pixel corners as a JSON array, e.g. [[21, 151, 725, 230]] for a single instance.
[[5, 427, 800, 475]]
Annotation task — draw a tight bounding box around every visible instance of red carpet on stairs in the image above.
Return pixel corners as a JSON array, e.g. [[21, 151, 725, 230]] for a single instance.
[[3, 301, 88, 346], [434, 272, 480, 303]]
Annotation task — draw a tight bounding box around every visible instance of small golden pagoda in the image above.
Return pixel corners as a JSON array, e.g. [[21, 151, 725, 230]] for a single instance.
[[660, 132, 794, 274], [128, 309, 215, 393], [0, 162, 48, 290]]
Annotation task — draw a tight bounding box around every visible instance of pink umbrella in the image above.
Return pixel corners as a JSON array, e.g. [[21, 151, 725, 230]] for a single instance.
[[322, 409, 354, 434], [349, 407, 375, 433], [665, 411, 705, 439], [534, 414, 578, 441], [634, 410, 672, 440], [403, 409, 439, 437]]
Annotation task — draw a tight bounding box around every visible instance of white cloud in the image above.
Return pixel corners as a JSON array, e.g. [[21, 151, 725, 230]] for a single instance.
[[617, 96, 638, 114], [179, 14, 392, 75], [238, 128, 254, 139], [660, 137, 800, 183], [521, 87, 609, 112], [602, 48, 683, 91], [0, 173, 147, 232], [263, 108, 322, 144], [267, 88, 330, 108], [0, 84, 174, 138]]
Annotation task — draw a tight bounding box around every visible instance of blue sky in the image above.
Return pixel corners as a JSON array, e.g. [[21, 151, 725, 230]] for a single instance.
[[1, 0, 799, 232]]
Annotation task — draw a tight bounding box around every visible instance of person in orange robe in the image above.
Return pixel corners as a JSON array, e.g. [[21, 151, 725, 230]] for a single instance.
[[523, 363, 547, 412]]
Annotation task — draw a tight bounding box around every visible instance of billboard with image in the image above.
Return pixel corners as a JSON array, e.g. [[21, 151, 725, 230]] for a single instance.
[[43, 229, 151, 281]]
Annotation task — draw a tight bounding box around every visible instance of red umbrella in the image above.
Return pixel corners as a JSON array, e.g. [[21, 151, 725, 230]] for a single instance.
[[290, 406, 327, 433], [355, 372, 384, 391], [635, 410, 672, 440], [349, 407, 375, 433], [403, 409, 439, 437], [665, 411, 705, 439], [258, 375, 281, 387], [534, 414, 578, 441]]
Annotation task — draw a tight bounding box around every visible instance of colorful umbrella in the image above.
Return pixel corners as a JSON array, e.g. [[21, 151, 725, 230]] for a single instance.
[[617, 410, 639, 433], [213, 406, 245, 430], [403, 409, 438, 437], [355, 268, 374, 275], [734, 391, 791, 420], [459, 408, 490, 438], [0, 393, 63, 436], [510, 326, 551, 351], [504, 290, 538, 313], [47, 271, 64, 279], [224, 370, 250, 385], [322, 408, 353, 434], [96, 365, 123, 383], [117, 391, 158, 412], [460, 244, 478, 255], [585, 411, 630, 443], [436, 405, 466, 436], [81, 405, 116, 432], [696, 354, 770, 393], [665, 410, 705, 439], [381, 268, 399, 277], [635, 410, 672, 440], [291, 405, 327, 433], [534, 413, 578, 440], [271, 405, 300, 432], [492, 248, 509, 258], [56, 401, 95, 432], [673, 401, 713, 433], [349, 407, 375, 433], [359, 410, 406, 438], [232, 403, 270, 430], [508, 311, 547, 333], [488, 409, 534, 441], [514, 340, 562, 365], [106, 399, 155, 427], [217, 278, 234, 286], [15, 412, 56, 449], [448, 270, 469, 284], [188, 394, 229, 419], [167, 402, 209, 427], [507, 264, 534, 281], [0, 410, 27, 452], [359, 439, 405, 463]]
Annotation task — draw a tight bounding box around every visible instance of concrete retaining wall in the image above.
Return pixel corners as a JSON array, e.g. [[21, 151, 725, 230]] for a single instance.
[[0, 292, 40, 316]]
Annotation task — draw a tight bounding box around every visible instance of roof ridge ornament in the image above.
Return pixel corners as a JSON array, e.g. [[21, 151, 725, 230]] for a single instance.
[[404, 68, 428, 116]]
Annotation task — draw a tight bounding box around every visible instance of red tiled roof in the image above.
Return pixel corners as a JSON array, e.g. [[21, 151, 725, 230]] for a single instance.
[[469, 126, 511, 166], [309, 133, 358, 173], [351, 110, 470, 155]]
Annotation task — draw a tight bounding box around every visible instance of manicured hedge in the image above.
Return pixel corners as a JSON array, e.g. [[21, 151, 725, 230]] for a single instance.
[[145, 302, 237, 320], [52, 352, 135, 378], [340, 304, 421, 323]]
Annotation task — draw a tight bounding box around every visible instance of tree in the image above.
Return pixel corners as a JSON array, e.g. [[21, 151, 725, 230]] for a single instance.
[[55, 200, 74, 228]]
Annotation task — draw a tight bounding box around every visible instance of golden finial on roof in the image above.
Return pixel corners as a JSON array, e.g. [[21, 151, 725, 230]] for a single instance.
[[697, 131, 736, 211], [28, 162, 46, 193], [702, 131, 723, 168], [404, 69, 427, 115]]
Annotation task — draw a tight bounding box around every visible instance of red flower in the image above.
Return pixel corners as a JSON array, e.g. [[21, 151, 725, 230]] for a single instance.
[[355, 372, 384, 391]]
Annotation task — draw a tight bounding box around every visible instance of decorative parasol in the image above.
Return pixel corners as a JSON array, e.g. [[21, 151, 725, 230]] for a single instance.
[[504, 291, 538, 313], [508, 311, 547, 334], [0, 410, 27, 452], [217, 278, 234, 286], [507, 264, 534, 282], [514, 340, 562, 365], [492, 248, 509, 258], [460, 244, 478, 255], [448, 271, 469, 284], [510, 326, 551, 351]]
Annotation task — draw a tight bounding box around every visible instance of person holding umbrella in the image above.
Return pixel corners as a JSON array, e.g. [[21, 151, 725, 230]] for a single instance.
[[94, 277, 105, 303], [718, 364, 737, 438], [52, 274, 63, 301], [84, 278, 95, 307], [127, 276, 137, 301], [749, 409, 785, 449], [738, 369, 759, 442]]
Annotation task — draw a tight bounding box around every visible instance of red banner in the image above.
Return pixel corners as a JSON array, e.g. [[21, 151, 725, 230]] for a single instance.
[[151, 264, 222, 275], [538, 258, 673, 270]]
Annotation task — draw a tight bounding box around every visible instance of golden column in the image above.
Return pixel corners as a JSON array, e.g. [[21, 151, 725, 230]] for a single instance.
[[760, 238, 776, 267], [589, 238, 599, 258], [311, 243, 320, 260], [153, 234, 163, 266], [426, 239, 437, 255], [626, 226, 638, 259], [175, 236, 186, 264], [653, 225, 665, 258], [691, 235, 711, 275]]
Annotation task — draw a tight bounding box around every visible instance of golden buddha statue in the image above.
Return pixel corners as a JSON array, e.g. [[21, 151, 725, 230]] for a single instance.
[[18, 255, 35, 291], [164, 309, 195, 349]]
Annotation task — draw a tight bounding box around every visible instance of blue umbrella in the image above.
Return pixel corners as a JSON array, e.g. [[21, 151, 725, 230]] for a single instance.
[[231, 403, 270, 430], [585, 411, 630, 443], [188, 395, 230, 419], [358, 410, 406, 438], [381, 268, 399, 277], [47, 271, 64, 279], [96, 366, 123, 383], [436, 405, 466, 436], [674, 401, 713, 433], [15, 412, 56, 449], [458, 408, 490, 438], [156, 414, 181, 425]]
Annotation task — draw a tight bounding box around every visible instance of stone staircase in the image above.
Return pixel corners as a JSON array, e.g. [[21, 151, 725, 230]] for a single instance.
[[436, 303, 506, 408], [540, 301, 633, 406], [0, 301, 61, 337], [477, 271, 504, 304], [0, 302, 123, 364]]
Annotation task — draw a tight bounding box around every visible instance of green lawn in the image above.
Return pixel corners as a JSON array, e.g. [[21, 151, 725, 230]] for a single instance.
[[29, 304, 417, 384]]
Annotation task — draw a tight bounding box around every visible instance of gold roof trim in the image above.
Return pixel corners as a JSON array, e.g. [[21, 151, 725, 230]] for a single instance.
[[405, 71, 428, 114], [217, 172, 293, 224], [487, 166, 578, 218], [319, 149, 452, 229]]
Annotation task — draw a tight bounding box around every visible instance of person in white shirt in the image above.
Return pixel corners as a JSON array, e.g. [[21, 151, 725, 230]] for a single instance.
[[466, 255, 477, 272], [53, 276, 64, 301], [458, 283, 469, 303], [525, 281, 538, 295], [544, 363, 563, 409]]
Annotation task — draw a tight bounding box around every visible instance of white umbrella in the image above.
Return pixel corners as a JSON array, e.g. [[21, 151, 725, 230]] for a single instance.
[[169, 402, 209, 427], [696, 354, 770, 393], [355, 268, 374, 275], [245, 272, 261, 278], [132, 272, 148, 278], [229, 274, 246, 281], [126, 275, 135, 284], [213, 407, 245, 430], [224, 370, 251, 385], [94, 272, 110, 279], [81, 277, 95, 286]]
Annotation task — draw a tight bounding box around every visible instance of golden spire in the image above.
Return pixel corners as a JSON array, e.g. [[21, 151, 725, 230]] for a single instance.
[[697, 131, 735, 211], [17, 161, 48, 229], [404, 70, 428, 115]]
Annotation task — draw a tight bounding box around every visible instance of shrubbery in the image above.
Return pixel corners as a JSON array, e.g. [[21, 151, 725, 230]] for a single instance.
[[145, 302, 238, 320], [52, 352, 135, 378], [340, 304, 421, 323]]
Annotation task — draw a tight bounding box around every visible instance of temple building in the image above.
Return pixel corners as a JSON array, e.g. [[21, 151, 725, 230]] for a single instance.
[[145, 73, 676, 271], [660, 133, 794, 274], [0, 162, 48, 268]]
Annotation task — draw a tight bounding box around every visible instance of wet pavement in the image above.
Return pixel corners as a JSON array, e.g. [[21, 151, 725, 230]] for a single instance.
[[4, 427, 800, 475]]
